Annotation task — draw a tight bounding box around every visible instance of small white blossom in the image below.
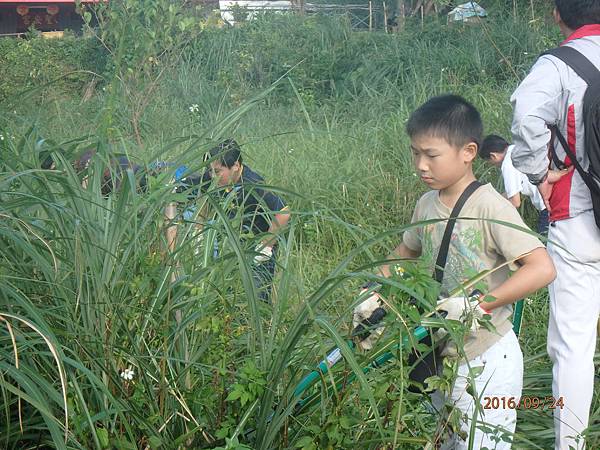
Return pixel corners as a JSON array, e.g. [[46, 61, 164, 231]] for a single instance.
[[0, 134, 4, 141], [188, 104, 199, 113], [120, 368, 135, 381], [393, 264, 407, 279]]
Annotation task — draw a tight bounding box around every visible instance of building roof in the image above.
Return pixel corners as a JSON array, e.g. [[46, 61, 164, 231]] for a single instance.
[[0, 1, 100, 3]]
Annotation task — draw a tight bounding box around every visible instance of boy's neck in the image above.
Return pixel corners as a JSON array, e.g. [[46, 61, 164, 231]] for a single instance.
[[438, 172, 477, 209]]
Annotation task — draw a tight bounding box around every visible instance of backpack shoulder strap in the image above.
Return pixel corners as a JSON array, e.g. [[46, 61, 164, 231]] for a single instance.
[[550, 123, 600, 196], [543, 46, 600, 85], [434, 180, 483, 284]]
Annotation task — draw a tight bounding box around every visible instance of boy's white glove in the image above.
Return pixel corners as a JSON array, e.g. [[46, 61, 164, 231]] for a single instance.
[[253, 244, 273, 264], [436, 293, 491, 335], [352, 290, 386, 351]]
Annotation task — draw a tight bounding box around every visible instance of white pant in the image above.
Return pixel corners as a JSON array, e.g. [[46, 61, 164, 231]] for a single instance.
[[547, 210, 600, 450], [433, 330, 523, 450]]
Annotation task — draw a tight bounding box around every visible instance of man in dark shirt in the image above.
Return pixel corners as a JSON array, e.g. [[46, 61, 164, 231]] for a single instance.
[[208, 139, 290, 303]]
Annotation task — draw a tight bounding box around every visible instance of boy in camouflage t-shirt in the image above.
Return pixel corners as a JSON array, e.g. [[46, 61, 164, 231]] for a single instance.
[[356, 95, 556, 449]]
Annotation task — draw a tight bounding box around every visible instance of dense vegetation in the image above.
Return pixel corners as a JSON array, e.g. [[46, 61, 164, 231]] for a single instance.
[[1, 1, 598, 448]]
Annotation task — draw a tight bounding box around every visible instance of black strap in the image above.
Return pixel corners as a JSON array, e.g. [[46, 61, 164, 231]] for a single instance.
[[550, 124, 600, 196], [543, 46, 600, 86], [548, 128, 567, 170], [434, 180, 482, 284]]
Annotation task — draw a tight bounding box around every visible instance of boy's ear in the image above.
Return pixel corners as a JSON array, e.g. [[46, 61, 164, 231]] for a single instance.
[[553, 8, 561, 25], [463, 142, 478, 162], [553, 8, 572, 37]]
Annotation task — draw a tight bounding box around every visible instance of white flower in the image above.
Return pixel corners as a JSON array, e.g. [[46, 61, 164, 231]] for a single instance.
[[0, 134, 4, 141], [393, 264, 407, 278], [189, 104, 199, 113], [120, 368, 135, 381], [523, 52, 529, 55]]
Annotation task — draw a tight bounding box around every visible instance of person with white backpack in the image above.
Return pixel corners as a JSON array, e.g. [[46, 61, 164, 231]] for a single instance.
[[510, 1, 600, 448]]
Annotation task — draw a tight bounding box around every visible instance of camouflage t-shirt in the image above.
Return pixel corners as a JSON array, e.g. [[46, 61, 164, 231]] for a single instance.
[[403, 183, 544, 360]]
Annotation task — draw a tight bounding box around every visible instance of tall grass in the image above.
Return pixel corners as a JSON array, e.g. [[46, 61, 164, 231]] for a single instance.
[[1, 6, 598, 449]]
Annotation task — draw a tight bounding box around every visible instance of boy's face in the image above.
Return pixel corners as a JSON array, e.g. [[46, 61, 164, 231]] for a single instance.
[[410, 134, 477, 191], [210, 160, 241, 187]]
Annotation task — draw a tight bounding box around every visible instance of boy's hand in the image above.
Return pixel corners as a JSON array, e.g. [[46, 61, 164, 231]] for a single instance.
[[253, 244, 273, 264], [353, 289, 386, 351], [436, 292, 491, 334], [537, 167, 574, 212]]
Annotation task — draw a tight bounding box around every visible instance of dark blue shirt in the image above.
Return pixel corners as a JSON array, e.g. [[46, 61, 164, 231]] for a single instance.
[[221, 165, 286, 235]]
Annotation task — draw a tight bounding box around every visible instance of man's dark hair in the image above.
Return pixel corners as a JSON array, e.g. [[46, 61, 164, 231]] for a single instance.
[[209, 139, 243, 168], [480, 134, 509, 160], [406, 94, 483, 150], [555, 0, 600, 30]]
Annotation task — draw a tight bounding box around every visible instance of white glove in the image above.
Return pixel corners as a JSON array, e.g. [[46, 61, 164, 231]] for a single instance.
[[352, 290, 386, 351], [253, 244, 273, 264], [436, 294, 490, 334]]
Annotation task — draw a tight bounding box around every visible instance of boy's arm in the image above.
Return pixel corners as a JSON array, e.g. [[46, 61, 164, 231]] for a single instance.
[[501, 161, 523, 208], [508, 193, 521, 208], [262, 208, 290, 247], [378, 242, 421, 278], [479, 247, 556, 311]]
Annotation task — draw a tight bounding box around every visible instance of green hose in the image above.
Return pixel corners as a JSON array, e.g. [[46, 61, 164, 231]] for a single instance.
[[293, 326, 430, 413], [513, 299, 525, 337]]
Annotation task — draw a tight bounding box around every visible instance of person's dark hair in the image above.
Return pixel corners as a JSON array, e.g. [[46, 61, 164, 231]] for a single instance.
[[40, 152, 54, 169], [209, 139, 242, 168], [406, 94, 483, 150], [74, 149, 96, 173], [480, 134, 509, 160], [555, 0, 600, 30]]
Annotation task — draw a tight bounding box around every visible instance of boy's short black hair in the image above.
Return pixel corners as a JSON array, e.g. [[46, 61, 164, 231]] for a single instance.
[[555, 0, 600, 30], [406, 94, 483, 150], [480, 134, 509, 160], [209, 139, 243, 168]]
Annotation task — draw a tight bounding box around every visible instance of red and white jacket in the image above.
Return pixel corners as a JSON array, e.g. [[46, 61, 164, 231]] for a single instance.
[[510, 25, 600, 222]]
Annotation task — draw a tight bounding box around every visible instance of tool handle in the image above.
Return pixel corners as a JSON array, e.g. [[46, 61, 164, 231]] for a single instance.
[[351, 307, 387, 341]]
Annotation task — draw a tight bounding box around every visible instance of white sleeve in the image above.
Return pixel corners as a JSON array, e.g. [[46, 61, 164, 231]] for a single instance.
[[510, 56, 562, 184], [501, 161, 524, 199]]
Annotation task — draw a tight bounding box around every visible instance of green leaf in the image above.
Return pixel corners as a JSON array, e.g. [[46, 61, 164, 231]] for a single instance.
[[148, 436, 162, 448], [226, 388, 242, 402], [116, 440, 137, 450], [339, 415, 352, 429], [295, 436, 314, 448], [96, 427, 109, 449]]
